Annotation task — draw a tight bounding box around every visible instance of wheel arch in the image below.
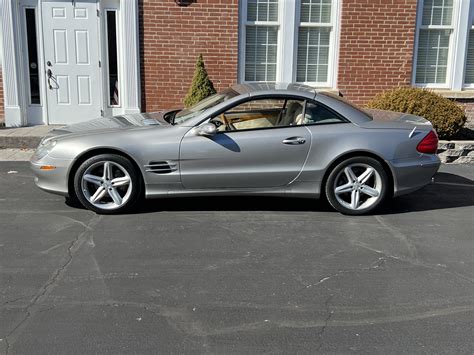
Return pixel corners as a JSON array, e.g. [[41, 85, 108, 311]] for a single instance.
[[67, 147, 145, 198], [321, 150, 395, 198]]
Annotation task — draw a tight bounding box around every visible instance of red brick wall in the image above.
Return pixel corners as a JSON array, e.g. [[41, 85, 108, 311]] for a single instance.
[[455, 100, 474, 129], [0, 68, 4, 125], [337, 0, 418, 105], [139, 0, 239, 112]]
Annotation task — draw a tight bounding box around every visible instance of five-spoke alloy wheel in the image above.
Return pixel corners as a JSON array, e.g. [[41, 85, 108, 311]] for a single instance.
[[325, 157, 388, 215], [74, 154, 142, 214]]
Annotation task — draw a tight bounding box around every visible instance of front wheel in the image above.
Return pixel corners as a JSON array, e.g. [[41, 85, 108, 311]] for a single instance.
[[73, 154, 142, 214], [325, 157, 388, 215]]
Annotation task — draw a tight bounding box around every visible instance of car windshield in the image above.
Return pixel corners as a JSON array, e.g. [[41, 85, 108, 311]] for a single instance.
[[173, 89, 239, 125]]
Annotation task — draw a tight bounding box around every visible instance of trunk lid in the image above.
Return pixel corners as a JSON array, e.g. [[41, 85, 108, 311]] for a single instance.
[[358, 108, 433, 131]]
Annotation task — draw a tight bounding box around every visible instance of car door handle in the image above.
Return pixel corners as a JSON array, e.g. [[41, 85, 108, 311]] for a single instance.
[[282, 137, 306, 145]]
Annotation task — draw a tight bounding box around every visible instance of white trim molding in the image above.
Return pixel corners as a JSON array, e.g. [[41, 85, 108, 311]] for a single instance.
[[121, 0, 141, 113], [1, 0, 141, 127], [1, 0, 23, 126]]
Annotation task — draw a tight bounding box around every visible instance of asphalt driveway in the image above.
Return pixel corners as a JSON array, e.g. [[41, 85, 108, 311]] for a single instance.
[[0, 162, 473, 354]]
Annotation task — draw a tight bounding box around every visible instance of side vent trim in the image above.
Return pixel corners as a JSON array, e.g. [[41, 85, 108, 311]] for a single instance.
[[145, 161, 177, 174]]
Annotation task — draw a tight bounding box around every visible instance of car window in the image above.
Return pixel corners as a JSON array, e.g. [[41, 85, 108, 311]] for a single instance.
[[210, 97, 306, 132], [301, 101, 346, 125], [320, 92, 373, 121], [174, 88, 239, 125]]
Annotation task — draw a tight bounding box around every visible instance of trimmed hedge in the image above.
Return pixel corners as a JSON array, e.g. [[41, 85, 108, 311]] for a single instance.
[[184, 54, 216, 108], [367, 87, 466, 139]]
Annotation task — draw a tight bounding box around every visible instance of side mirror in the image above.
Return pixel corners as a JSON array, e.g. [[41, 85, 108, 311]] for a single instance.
[[197, 122, 217, 137]]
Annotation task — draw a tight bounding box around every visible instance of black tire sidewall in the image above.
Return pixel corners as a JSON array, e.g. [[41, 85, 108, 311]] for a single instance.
[[73, 154, 142, 214], [325, 156, 388, 215]]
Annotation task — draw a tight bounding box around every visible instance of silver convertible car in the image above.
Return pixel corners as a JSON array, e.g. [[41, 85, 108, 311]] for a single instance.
[[31, 83, 440, 215]]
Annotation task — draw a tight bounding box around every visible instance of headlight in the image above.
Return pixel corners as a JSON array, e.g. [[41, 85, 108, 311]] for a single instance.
[[33, 140, 57, 160]]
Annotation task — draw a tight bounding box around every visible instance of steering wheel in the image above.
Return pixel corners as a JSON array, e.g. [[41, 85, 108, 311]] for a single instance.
[[220, 113, 235, 131]]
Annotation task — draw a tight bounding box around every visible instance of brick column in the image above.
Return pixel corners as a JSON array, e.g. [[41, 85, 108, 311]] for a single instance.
[[139, 0, 239, 111], [337, 0, 418, 105]]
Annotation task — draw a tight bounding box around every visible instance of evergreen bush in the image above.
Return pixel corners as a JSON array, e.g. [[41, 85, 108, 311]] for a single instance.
[[367, 87, 466, 139], [184, 54, 216, 107]]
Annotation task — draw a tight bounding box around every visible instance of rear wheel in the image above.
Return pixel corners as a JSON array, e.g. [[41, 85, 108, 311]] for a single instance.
[[73, 154, 142, 214], [325, 156, 388, 215]]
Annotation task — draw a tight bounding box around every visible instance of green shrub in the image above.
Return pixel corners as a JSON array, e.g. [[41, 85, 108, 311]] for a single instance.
[[366, 87, 466, 139], [184, 54, 216, 107]]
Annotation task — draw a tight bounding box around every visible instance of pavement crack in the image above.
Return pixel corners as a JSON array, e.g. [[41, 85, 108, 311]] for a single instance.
[[355, 241, 474, 285], [0, 296, 32, 307], [3, 214, 101, 355], [374, 215, 419, 260], [304, 256, 387, 290], [315, 294, 335, 352]]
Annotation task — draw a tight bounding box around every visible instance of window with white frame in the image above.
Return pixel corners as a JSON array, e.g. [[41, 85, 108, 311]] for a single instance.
[[415, 0, 453, 85], [414, 0, 474, 89], [240, 0, 340, 86], [297, 0, 332, 84], [244, 0, 279, 82]]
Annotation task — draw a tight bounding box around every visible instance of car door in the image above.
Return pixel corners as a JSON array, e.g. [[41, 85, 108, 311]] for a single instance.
[[179, 97, 312, 189]]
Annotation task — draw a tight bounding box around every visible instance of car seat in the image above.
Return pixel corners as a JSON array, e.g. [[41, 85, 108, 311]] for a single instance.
[[279, 102, 303, 126]]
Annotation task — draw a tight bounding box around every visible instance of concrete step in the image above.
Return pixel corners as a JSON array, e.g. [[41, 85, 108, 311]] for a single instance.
[[0, 126, 60, 149]]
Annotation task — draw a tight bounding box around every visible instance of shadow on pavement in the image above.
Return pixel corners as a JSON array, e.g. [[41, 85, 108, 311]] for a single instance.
[[379, 172, 474, 215], [129, 172, 473, 215]]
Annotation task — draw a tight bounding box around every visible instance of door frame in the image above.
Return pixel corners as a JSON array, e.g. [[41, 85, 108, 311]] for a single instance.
[[18, 0, 47, 125], [1, 0, 141, 127]]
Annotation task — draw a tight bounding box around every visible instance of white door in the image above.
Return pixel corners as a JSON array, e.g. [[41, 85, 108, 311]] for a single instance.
[[42, 0, 102, 124]]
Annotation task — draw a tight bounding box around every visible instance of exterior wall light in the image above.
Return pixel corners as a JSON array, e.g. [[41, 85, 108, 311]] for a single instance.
[[175, 0, 196, 6]]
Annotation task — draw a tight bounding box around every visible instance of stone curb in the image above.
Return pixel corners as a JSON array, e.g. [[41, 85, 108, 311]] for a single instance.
[[0, 136, 43, 149], [437, 140, 474, 164]]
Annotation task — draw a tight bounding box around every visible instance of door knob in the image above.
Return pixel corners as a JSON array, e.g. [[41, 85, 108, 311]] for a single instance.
[[282, 137, 306, 145], [47, 69, 54, 89]]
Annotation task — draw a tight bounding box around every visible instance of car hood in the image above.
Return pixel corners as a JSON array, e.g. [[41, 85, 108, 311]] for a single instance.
[[54, 112, 170, 133], [41, 111, 173, 144]]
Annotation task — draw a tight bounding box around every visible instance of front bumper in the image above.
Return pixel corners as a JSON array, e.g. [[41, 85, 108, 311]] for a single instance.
[[30, 156, 73, 197], [390, 154, 441, 197]]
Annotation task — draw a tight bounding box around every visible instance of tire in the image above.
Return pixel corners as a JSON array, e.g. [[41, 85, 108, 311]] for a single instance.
[[73, 154, 142, 214], [325, 156, 388, 215]]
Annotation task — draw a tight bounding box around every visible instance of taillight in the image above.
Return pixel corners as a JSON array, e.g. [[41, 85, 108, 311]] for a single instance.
[[416, 130, 438, 154]]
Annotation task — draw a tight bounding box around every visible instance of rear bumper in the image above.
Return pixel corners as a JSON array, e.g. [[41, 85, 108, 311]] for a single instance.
[[390, 155, 440, 197], [30, 156, 73, 197]]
